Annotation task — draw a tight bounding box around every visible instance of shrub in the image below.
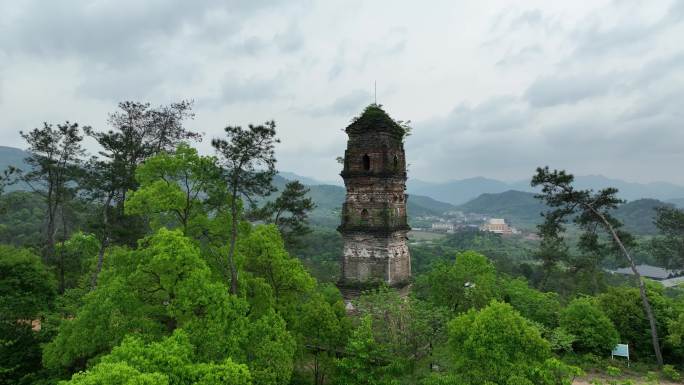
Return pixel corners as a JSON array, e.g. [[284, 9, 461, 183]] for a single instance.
[[560, 298, 619, 355], [502, 278, 561, 327], [448, 301, 579, 385], [598, 285, 671, 361], [662, 365, 681, 381], [606, 366, 622, 377], [415, 251, 499, 313]]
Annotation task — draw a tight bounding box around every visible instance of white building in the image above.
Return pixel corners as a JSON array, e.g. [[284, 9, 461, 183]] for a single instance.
[[480, 218, 518, 235], [431, 222, 455, 232]]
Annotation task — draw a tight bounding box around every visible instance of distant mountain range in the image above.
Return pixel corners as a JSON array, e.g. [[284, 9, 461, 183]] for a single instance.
[[456, 189, 673, 234], [408, 176, 684, 205], [456, 190, 545, 228], [0, 146, 27, 171], [0, 146, 30, 191], [669, 198, 684, 208], [2, 145, 682, 234], [4, 145, 683, 204]]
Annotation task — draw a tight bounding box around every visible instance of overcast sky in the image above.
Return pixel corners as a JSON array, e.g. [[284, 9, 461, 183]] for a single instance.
[[1, 0, 683, 184]]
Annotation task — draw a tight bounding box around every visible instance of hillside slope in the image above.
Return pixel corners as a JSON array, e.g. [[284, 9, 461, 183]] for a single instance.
[[457, 190, 545, 228], [668, 198, 684, 208], [0, 145, 28, 168], [457, 190, 674, 234], [410, 175, 684, 205], [408, 177, 511, 205]]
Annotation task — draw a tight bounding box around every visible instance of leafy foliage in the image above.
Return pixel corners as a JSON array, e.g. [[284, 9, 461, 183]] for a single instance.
[[293, 287, 350, 385], [651, 206, 684, 269], [212, 121, 279, 294], [559, 297, 619, 355], [597, 285, 672, 361], [256, 180, 315, 248], [355, 287, 451, 380], [242, 225, 316, 321], [334, 316, 397, 385], [415, 251, 499, 313], [532, 166, 665, 365], [60, 330, 251, 385], [20, 122, 87, 264], [125, 143, 225, 236], [502, 278, 562, 327], [43, 229, 250, 369], [0, 245, 57, 384], [447, 301, 579, 385], [244, 309, 295, 385]]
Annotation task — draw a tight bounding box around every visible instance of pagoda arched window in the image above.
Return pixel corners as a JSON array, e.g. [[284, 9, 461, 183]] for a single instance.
[[362, 154, 370, 171]]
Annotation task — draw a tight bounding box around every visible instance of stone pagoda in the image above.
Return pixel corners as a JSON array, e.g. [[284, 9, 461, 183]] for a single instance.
[[338, 104, 411, 291]]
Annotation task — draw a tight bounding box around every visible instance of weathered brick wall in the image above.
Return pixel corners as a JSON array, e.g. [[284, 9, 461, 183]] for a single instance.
[[341, 231, 411, 285], [338, 107, 411, 288]]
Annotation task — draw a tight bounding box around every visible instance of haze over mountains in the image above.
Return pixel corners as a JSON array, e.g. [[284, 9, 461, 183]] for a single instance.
[[408, 176, 684, 206], [3, 145, 683, 232]]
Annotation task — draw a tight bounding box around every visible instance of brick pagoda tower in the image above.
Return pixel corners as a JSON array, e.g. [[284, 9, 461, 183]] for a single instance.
[[338, 104, 411, 290]]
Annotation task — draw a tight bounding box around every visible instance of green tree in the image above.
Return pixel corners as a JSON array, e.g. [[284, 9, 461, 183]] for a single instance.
[[535, 232, 569, 291], [20, 122, 87, 267], [651, 206, 684, 270], [43, 229, 249, 370], [0, 166, 19, 202], [241, 225, 315, 319], [502, 277, 561, 328], [61, 330, 251, 385], [0, 245, 57, 384], [415, 251, 499, 313], [258, 180, 315, 248], [447, 301, 578, 385], [335, 316, 395, 385], [212, 121, 279, 294], [294, 289, 350, 385], [125, 143, 224, 236], [84, 100, 198, 286], [244, 309, 295, 385], [559, 297, 619, 355], [532, 166, 664, 365], [0, 191, 46, 247], [666, 313, 684, 357], [53, 232, 100, 293], [598, 285, 672, 362], [355, 287, 450, 379]]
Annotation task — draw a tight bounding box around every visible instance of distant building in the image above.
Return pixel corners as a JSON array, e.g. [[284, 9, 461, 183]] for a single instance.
[[524, 233, 541, 241], [431, 222, 454, 232], [610, 264, 682, 281], [480, 218, 518, 235]]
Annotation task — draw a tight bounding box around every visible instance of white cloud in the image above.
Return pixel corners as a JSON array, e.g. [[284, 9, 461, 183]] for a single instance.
[[0, 0, 683, 184]]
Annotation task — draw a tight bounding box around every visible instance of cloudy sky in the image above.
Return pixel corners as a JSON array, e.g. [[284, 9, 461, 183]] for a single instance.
[[1, 0, 683, 184]]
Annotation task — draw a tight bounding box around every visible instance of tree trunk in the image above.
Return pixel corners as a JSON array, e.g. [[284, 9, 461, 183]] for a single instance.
[[45, 203, 56, 265], [57, 206, 69, 294], [593, 208, 664, 366], [227, 193, 239, 295], [91, 194, 113, 289]]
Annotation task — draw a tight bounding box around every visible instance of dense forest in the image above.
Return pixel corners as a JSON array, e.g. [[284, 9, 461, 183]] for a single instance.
[[1, 101, 684, 385]]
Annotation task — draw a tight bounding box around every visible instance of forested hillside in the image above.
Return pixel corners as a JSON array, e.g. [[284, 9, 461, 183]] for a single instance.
[[669, 198, 684, 208], [408, 175, 684, 205], [1, 103, 683, 385], [456, 190, 674, 235]]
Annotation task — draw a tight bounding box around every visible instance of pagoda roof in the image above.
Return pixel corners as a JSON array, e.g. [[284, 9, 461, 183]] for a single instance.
[[345, 104, 405, 137]]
